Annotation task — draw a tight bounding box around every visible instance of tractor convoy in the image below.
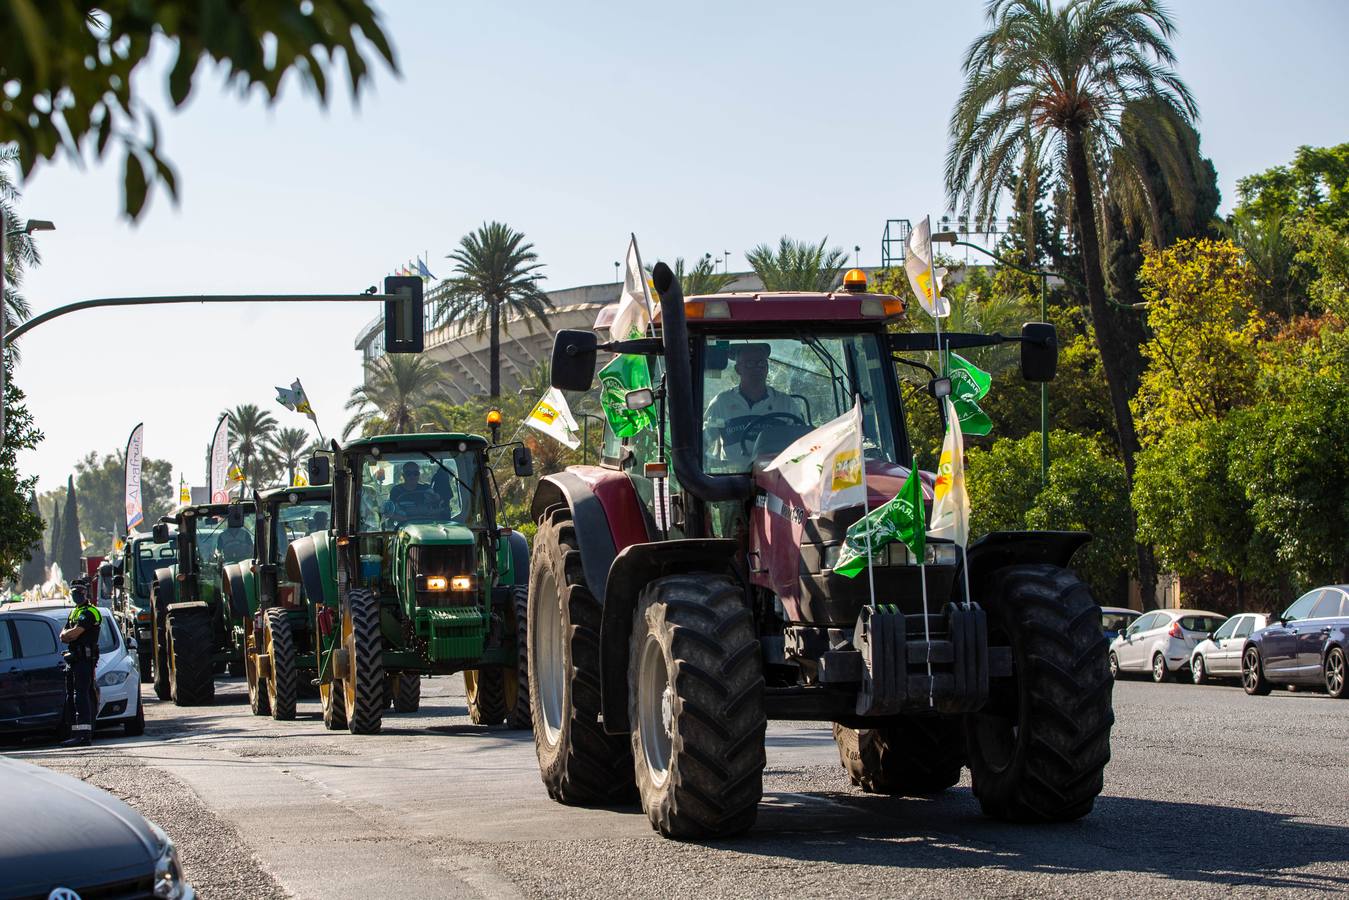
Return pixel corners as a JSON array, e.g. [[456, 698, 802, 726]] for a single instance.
[[111, 259, 1113, 841]]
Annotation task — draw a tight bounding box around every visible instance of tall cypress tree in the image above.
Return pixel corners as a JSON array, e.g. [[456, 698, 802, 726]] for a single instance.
[[18, 491, 45, 588], [60, 474, 83, 581], [48, 499, 62, 579]]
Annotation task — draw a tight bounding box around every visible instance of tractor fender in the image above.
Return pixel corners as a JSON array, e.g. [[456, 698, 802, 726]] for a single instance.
[[530, 468, 653, 606], [503, 529, 530, 587], [165, 600, 210, 616], [597, 539, 741, 734], [222, 563, 250, 621], [963, 530, 1091, 602], [286, 531, 337, 607], [152, 567, 177, 613]]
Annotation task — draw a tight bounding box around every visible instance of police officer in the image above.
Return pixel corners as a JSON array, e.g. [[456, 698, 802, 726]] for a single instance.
[[59, 582, 102, 747]]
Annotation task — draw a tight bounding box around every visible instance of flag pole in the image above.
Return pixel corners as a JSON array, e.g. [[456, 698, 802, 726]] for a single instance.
[[856, 395, 878, 612], [916, 455, 934, 708]]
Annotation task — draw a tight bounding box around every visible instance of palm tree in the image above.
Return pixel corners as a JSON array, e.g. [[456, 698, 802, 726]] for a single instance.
[[344, 353, 442, 438], [675, 255, 737, 295], [2, 146, 41, 340], [226, 403, 278, 490], [439, 222, 553, 397], [946, 0, 1196, 608], [745, 237, 849, 291], [265, 427, 311, 486]]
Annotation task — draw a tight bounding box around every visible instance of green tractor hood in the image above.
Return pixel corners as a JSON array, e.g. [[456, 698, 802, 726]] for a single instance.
[[400, 522, 476, 546]]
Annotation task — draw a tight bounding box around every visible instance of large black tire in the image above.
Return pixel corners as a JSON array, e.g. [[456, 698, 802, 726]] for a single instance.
[[266, 609, 298, 721], [152, 619, 172, 702], [833, 717, 965, 795], [964, 565, 1113, 823], [629, 574, 766, 839], [1242, 645, 1272, 696], [138, 649, 152, 682], [245, 616, 270, 717], [529, 510, 634, 804], [321, 680, 347, 730], [124, 701, 145, 737], [507, 584, 532, 730], [167, 610, 215, 706], [342, 588, 385, 734], [466, 668, 509, 725], [393, 672, 421, 713]]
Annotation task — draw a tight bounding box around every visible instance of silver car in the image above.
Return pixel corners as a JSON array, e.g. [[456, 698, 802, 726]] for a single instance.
[[1109, 608, 1228, 682], [1189, 613, 1269, 684]]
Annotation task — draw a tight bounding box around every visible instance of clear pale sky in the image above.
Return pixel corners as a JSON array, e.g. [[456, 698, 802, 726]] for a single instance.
[[11, 0, 1349, 495]]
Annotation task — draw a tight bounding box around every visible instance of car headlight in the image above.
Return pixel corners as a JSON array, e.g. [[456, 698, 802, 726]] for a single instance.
[[98, 669, 132, 687], [149, 823, 187, 899]]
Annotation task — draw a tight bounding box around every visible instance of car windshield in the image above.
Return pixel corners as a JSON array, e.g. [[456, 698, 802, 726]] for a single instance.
[[1102, 612, 1136, 632], [1180, 615, 1225, 633], [273, 498, 331, 559], [98, 616, 118, 653], [357, 448, 483, 532], [196, 514, 255, 564], [698, 331, 899, 474]]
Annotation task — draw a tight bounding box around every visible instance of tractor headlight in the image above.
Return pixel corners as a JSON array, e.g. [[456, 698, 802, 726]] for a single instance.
[[99, 669, 131, 687], [149, 822, 187, 899], [899, 543, 959, 567], [422, 575, 448, 592], [450, 575, 475, 592]]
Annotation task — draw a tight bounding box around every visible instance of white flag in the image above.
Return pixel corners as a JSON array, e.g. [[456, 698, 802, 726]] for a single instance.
[[905, 216, 951, 318], [763, 401, 865, 513], [608, 234, 654, 340], [276, 378, 316, 420], [524, 387, 582, 450], [124, 423, 144, 531], [929, 397, 970, 546], [209, 415, 231, 503]]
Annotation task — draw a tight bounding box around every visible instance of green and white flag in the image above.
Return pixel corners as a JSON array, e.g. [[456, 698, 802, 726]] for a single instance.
[[835, 462, 927, 578], [598, 354, 657, 438], [948, 353, 992, 437]]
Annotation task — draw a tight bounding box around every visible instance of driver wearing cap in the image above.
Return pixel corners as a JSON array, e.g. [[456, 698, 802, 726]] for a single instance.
[[704, 343, 802, 470]]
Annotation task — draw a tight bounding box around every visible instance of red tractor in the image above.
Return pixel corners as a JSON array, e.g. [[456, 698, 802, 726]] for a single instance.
[[526, 262, 1113, 838]]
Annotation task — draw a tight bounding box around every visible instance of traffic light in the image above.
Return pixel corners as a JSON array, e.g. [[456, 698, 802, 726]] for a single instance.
[[384, 275, 424, 353]]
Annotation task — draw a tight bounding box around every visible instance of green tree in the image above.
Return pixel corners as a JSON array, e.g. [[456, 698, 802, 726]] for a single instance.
[[1, 2, 396, 219], [440, 222, 554, 398], [345, 353, 443, 438], [745, 236, 848, 291], [2, 146, 41, 336], [47, 498, 61, 576], [265, 427, 312, 486], [18, 491, 45, 587], [72, 450, 173, 553], [60, 474, 82, 579], [670, 256, 736, 295], [226, 403, 277, 490], [0, 359, 43, 581]]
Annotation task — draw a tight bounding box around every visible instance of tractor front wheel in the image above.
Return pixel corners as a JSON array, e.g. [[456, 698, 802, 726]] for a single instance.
[[529, 510, 634, 804], [266, 609, 298, 721], [965, 565, 1113, 822], [151, 616, 171, 702], [465, 668, 509, 725], [507, 584, 531, 730], [833, 717, 965, 795], [245, 616, 270, 717], [393, 672, 421, 713], [167, 609, 215, 707], [629, 574, 766, 839], [341, 588, 385, 734], [321, 679, 346, 730]]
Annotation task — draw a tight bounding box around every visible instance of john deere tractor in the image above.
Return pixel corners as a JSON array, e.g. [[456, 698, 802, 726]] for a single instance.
[[527, 263, 1113, 838], [285, 432, 533, 735], [149, 502, 255, 705], [111, 530, 178, 680], [222, 484, 332, 720]]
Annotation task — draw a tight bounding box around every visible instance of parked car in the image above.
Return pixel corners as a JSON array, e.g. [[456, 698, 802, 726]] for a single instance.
[[1190, 613, 1269, 684], [1242, 585, 1349, 698], [0, 600, 144, 740], [1108, 608, 1228, 682], [0, 756, 193, 899], [1101, 607, 1141, 642]]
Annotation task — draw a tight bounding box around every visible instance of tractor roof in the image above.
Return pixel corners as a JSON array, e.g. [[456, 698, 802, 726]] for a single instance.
[[165, 501, 237, 521], [256, 484, 332, 503], [657, 290, 907, 325], [343, 432, 488, 454]]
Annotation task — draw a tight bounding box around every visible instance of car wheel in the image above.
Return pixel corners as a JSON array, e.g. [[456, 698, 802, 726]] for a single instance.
[[1242, 646, 1271, 696], [1325, 647, 1347, 699], [1108, 652, 1120, 680], [1191, 655, 1207, 685], [1152, 653, 1169, 683]]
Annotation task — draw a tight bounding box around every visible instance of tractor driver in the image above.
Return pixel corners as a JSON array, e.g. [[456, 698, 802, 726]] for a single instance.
[[704, 343, 802, 471], [389, 462, 425, 505]]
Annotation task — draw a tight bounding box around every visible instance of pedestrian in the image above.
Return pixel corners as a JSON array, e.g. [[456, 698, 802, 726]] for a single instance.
[[59, 582, 102, 747]]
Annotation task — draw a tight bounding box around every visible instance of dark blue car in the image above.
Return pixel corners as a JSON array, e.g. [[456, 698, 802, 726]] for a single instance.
[[1242, 585, 1349, 698]]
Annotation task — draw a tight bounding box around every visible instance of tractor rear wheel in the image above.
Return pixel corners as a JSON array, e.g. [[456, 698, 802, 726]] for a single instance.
[[342, 588, 385, 734], [167, 609, 215, 706], [529, 510, 634, 804], [266, 609, 298, 721], [506, 584, 531, 730], [393, 672, 421, 712], [965, 565, 1113, 823], [833, 718, 965, 795], [245, 617, 270, 717], [151, 617, 171, 702], [465, 668, 509, 725], [629, 574, 765, 839]]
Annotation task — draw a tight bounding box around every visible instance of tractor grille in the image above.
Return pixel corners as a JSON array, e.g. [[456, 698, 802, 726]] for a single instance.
[[408, 545, 476, 607]]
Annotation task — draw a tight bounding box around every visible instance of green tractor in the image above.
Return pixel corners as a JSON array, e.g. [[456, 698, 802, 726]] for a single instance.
[[285, 431, 534, 734], [218, 484, 333, 720], [149, 502, 255, 705], [110, 530, 178, 680]]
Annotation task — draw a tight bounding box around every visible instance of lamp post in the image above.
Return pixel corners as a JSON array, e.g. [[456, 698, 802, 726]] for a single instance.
[[932, 230, 1051, 486], [1, 214, 56, 442]]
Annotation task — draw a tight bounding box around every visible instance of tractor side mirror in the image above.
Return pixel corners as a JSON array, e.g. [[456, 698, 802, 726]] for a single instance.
[[551, 330, 599, 391], [99, 562, 113, 577], [307, 455, 331, 486], [152, 523, 170, 544], [625, 388, 654, 411], [513, 446, 534, 477], [227, 505, 245, 529], [112, 574, 125, 589], [1020, 322, 1058, 382]]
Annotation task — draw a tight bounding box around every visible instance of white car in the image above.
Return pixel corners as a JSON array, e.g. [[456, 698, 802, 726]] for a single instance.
[[1189, 613, 1269, 684], [1108, 608, 1228, 683], [31, 602, 145, 735]]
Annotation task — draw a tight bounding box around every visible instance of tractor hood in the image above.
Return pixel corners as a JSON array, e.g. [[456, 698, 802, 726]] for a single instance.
[[400, 522, 476, 546]]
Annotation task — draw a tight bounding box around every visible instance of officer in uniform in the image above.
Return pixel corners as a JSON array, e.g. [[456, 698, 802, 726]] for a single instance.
[[59, 582, 103, 747]]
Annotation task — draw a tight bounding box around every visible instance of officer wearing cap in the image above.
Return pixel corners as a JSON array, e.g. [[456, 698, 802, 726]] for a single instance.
[[59, 582, 103, 746], [704, 342, 803, 471]]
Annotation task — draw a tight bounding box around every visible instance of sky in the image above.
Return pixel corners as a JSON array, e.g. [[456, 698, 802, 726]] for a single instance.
[[10, 0, 1349, 496]]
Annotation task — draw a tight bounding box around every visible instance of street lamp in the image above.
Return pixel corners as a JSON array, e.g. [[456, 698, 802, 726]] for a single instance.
[[1, 215, 57, 442]]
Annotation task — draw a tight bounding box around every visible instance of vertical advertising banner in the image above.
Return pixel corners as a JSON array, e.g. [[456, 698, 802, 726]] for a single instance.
[[124, 423, 144, 531], [209, 415, 231, 503]]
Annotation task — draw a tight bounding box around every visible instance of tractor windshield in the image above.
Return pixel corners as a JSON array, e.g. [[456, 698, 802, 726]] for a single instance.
[[699, 331, 900, 473], [273, 499, 331, 560], [357, 449, 483, 532], [196, 515, 255, 564]]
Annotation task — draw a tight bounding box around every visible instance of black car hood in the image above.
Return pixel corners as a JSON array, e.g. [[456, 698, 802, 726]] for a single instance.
[[0, 757, 158, 896]]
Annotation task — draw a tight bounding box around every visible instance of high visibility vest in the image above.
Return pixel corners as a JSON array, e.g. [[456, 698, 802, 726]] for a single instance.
[[67, 604, 103, 627]]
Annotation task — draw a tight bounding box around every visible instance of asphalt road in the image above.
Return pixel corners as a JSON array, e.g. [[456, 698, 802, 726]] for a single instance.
[[11, 673, 1349, 898]]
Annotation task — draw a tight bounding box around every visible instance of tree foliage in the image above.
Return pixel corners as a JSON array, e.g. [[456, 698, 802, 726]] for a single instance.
[[59, 474, 82, 579], [226, 403, 278, 490], [0, 1, 397, 219], [0, 358, 43, 582], [345, 353, 443, 438], [745, 236, 848, 291], [73, 450, 173, 554]]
